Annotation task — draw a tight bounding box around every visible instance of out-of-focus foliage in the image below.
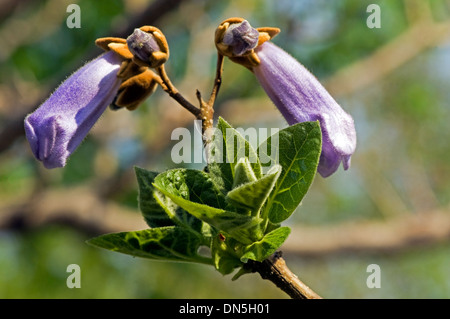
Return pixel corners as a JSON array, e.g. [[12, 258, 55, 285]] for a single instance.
[[0, 0, 449, 298]]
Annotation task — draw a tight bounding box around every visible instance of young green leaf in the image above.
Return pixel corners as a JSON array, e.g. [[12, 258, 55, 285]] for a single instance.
[[135, 166, 205, 234], [207, 117, 262, 193], [232, 157, 257, 188], [87, 227, 212, 264], [153, 168, 264, 244], [135, 166, 173, 227], [211, 236, 242, 275], [240, 226, 291, 262], [258, 121, 322, 223], [154, 168, 228, 209], [156, 186, 263, 244], [227, 164, 281, 214]]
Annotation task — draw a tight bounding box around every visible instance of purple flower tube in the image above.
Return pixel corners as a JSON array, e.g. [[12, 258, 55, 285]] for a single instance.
[[218, 20, 357, 177], [253, 42, 356, 177], [24, 50, 123, 168]]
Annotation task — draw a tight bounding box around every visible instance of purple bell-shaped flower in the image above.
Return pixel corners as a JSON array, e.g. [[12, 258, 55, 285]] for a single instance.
[[253, 41, 356, 177], [216, 19, 357, 177], [24, 51, 123, 168]]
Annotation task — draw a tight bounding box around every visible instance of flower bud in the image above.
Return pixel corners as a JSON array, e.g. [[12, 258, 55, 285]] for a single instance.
[[221, 20, 259, 56], [215, 18, 280, 69], [127, 29, 160, 62], [126, 27, 169, 68]]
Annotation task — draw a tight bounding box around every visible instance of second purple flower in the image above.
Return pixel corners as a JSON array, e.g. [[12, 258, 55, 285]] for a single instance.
[[215, 19, 357, 177]]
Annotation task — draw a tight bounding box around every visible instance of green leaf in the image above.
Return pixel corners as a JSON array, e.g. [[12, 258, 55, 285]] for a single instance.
[[87, 227, 212, 264], [135, 166, 173, 227], [154, 168, 228, 209], [232, 157, 257, 188], [240, 226, 291, 262], [155, 188, 263, 244], [207, 117, 262, 193], [211, 236, 242, 275], [153, 169, 264, 244], [258, 121, 322, 223], [135, 166, 204, 234], [226, 164, 281, 214]]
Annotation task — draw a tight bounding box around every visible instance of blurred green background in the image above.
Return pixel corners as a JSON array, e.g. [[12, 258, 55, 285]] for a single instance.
[[0, 0, 449, 298]]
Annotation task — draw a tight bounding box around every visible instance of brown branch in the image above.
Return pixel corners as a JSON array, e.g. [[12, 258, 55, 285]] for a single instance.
[[203, 53, 224, 141], [155, 51, 224, 150], [195, 52, 224, 153], [246, 251, 322, 299], [156, 65, 201, 118], [207, 53, 224, 107]]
